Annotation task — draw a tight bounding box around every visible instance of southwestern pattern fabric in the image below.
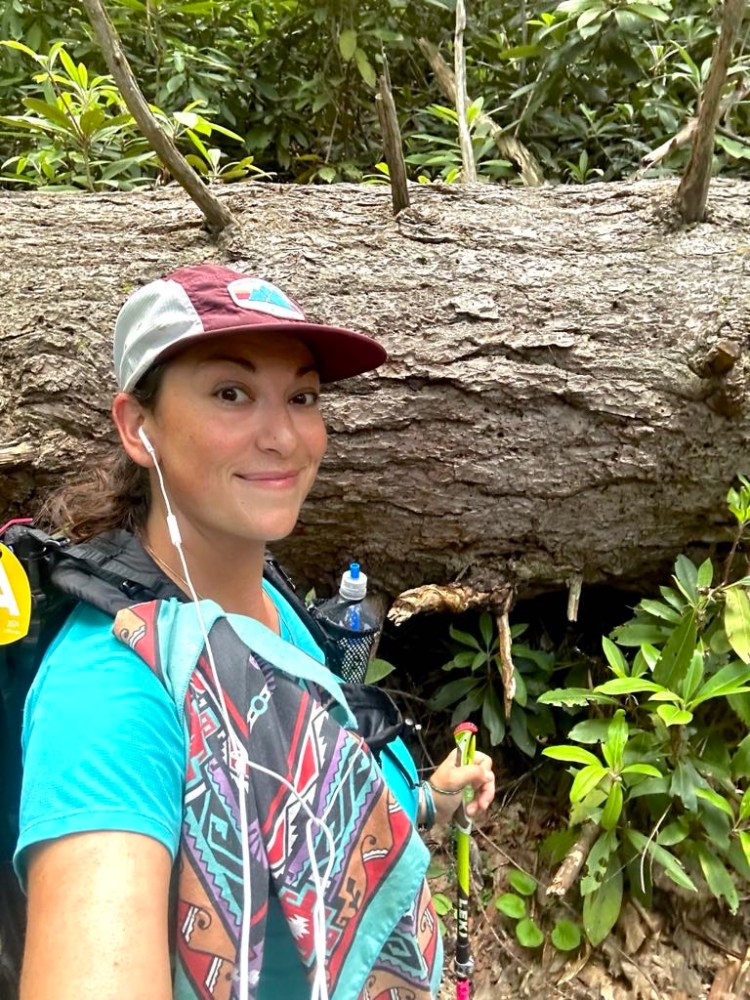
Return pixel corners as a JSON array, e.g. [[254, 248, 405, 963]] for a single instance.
[[113, 600, 441, 1000]]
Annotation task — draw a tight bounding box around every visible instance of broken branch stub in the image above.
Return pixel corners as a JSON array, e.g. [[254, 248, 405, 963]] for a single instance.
[[80, 0, 236, 235], [674, 0, 747, 223]]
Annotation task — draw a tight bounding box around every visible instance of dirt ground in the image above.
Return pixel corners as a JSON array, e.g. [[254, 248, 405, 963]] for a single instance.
[[429, 791, 750, 1000]]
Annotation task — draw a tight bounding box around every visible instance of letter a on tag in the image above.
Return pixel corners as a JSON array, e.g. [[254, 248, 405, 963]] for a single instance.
[[0, 543, 31, 645]]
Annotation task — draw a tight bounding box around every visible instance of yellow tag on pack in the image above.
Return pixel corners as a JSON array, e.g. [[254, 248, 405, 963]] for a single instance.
[[0, 542, 32, 644]]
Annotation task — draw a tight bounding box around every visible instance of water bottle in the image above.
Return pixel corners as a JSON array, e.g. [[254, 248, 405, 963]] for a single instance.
[[313, 563, 382, 683]]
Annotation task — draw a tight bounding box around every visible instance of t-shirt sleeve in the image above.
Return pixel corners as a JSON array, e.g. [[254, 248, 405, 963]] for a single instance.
[[14, 602, 185, 885]]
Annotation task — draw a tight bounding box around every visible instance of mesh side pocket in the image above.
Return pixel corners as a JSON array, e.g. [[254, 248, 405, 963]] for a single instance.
[[308, 610, 380, 684]]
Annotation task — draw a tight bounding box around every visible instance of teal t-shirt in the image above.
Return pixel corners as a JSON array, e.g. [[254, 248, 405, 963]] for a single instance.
[[16, 582, 420, 999]]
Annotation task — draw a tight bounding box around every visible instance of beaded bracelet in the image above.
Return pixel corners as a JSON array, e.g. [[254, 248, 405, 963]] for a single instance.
[[417, 780, 436, 831]]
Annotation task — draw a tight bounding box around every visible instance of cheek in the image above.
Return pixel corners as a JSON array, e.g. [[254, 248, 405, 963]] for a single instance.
[[312, 421, 327, 462]]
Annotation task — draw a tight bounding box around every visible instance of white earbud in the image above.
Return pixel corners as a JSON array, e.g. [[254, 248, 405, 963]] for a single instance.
[[138, 426, 156, 458]]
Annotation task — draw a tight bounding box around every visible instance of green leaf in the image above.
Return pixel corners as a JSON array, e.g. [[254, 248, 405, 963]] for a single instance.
[[696, 844, 739, 913], [542, 746, 602, 767], [577, 6, 606, 29], [508, 870, 537, 896], [653, 611, 696, 689], [602, 636, 628, 676], [432, 891, 453, 915], [429, 676, 481, 710], [724, 589, 750, 663], [697, 558, 714, 589], [551, 919, 582, 952], [0, 39, 41, 60], [657, 820, 689, 847], [354, 48, 376, 88], [472, 650, 487, 672], [626, 1, 670, 19], [728, 692, 750, 727], [479, 611, 494, 649], [482, 683, 506, 745], [682, 651, 705, 703], [568, 719, 611, 744], [603, 710, 628, 771], [22, 98, 74, 132], [696, 788, 735, 818], [690, 661, 750, 708], [582, 854, 623, 946], [674, 555, 699, 603], [509, 702, 536, 758], [638, 599, 681, 624], [739, 832, 750, 868], [595, 677, 662, 695], [732, 734, 750, 780], [449, 625, 481, 651], [660, 586, 686, 612], [570, 765, 609, 803], [496, 892, 526, 918], [79, 108, 106, 137], [716, 135, 750, 160], [600, 782, 623, 831], [338, 29, 357, 61], [671, 758, 703, 811], [537, 688, 607, 707], [625, 830, 697, 892], [610, 622, 671, 646], [364, 657, 396, 684], [57, 46, 79, 84], [739, 788, 750, 822], [621, 763, 662, 778], [581, 829, 617, 895], [656, 704, 693, 727], [515, 917, 544, 948]]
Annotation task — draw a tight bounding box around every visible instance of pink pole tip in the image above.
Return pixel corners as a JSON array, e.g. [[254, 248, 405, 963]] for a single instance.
[[453, 722, 478, 736], [456, 979, 471, 1000]]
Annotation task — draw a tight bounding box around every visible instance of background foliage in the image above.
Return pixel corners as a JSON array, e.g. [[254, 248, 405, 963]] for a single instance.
[[0, 0, 748, 189]]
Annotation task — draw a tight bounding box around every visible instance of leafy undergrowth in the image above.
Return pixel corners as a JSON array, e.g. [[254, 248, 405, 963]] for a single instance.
[[427, 790, 750, 1000]]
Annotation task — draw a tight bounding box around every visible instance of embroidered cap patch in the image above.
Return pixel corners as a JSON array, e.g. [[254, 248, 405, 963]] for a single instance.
[[227, 278, 305, 321]]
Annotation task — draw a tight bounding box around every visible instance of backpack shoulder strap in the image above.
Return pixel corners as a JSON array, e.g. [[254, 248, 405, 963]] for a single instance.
[[52, 529, 184, 615]]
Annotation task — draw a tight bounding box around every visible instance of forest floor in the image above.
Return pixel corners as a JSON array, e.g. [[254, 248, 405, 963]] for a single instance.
[[429, 788, 750, 1000]]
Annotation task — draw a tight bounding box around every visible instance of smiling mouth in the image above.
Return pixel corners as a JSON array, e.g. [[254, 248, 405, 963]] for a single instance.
[[235, 471, 300, 487]]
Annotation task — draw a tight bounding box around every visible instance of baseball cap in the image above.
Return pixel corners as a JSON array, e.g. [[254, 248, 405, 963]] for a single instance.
[[113, 264, 387, 391]]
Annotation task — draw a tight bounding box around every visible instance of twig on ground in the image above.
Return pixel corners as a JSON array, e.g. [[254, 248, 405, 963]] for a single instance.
[[546, 823, 599, 898]]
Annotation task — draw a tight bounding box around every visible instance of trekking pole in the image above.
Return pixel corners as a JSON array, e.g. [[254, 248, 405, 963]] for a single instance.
[[453, 721, 478, 1000]]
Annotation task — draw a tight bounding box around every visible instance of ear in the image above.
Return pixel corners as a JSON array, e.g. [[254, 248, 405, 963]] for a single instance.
[[112, 392, 154, 467]]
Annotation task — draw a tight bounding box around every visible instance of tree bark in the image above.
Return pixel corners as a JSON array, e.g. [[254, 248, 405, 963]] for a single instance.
[[1, 180, 749, 599]]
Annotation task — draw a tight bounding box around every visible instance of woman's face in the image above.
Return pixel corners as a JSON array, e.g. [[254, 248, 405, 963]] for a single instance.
[[142, 331, 327, 551]]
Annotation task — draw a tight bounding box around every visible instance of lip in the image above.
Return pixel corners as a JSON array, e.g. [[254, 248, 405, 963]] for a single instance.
[[235, 471, 301, 488]]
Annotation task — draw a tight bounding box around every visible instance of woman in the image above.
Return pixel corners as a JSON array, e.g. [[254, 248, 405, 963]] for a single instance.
[[16, 264, 495, 1000]]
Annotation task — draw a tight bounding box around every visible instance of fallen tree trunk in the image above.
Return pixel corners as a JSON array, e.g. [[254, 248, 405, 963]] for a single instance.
[[1, 180, 749, 599]]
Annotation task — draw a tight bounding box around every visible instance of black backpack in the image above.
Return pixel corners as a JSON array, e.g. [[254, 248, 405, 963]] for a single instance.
[[0, 523, 407, 999]]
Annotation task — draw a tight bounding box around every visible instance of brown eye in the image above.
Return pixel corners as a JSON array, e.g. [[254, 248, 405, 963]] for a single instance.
[[291, 390, 320, 406], [216, 386, 250, 403]]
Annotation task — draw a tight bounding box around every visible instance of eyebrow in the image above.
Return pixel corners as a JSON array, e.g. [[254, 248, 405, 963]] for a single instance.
[[200, 354, 319, 378]]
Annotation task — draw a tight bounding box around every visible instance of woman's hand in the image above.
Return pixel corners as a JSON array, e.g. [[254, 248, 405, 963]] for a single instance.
[[426, 748, 495, 827]]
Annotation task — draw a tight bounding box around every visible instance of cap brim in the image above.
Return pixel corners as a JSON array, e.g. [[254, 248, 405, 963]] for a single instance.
[[148, 320, 387, 386]]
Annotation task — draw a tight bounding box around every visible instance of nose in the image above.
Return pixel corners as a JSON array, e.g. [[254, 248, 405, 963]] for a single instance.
[[255, 399, 297, 456]]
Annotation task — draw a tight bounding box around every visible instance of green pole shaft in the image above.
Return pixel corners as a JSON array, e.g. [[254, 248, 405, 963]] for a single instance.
[[453, 722, 477, 1000]]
